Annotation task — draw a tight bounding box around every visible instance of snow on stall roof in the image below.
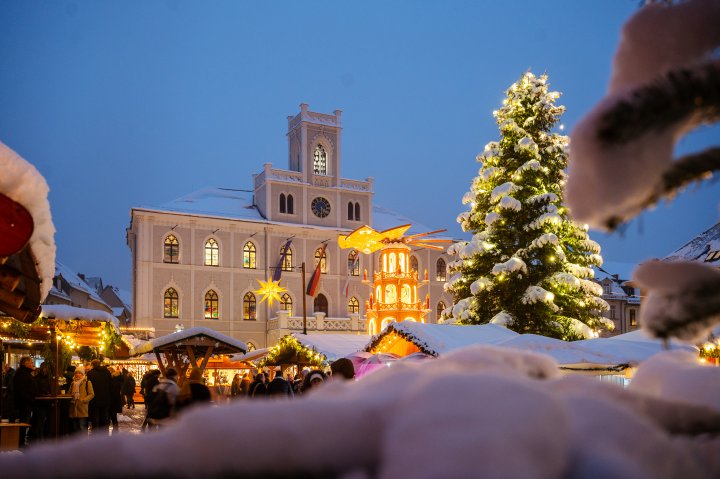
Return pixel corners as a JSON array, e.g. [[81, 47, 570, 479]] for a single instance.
[[41, 304, 119, 330], [376, 322, 519, 356], [231, 347, 270, 363], [577, 335, 697, 366], [133, 327, 247, 355], [0, 141, 56, 301], [496, 334, 624, 368], [292, 333, 370, 362]]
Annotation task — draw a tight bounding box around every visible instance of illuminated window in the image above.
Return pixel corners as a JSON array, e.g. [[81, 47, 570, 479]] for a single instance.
[[280, 293, 293, 314], [280, 193, 286, 214], [204, 238, 219, 266], [401, 284, 412, 303], [281, 244, 293, 271], [410, 255, 418, 273], [629, 309, 637, 326], [204, 290, 219, 319], [348, 250, 360, 276], [437, 301, 446, 321], [314, 293, 328, 314], [354, 202, 360, 221], [315, 247, 328, 273], [388, 253, 396, 273], [243, 292, 256, 320], [163, 288, 178, 318], [436, 258, 447, 281], [348, 296, 360, 314], [163, 235, 179, 264], [313, 144, 327, 175], [287, 194, 294, 214], [246, 342, 256, 351], [385, 284, 397, 303], [243, 242, 256, 269]]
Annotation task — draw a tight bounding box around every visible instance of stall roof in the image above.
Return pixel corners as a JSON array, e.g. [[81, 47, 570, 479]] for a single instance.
[[292, 333, 371, 362], [576, 333, 698, 365], [41, 304, 119, 330], [368, 322, 519, 356], [133, 327, 247, 356], [495, 334, 627, 368]]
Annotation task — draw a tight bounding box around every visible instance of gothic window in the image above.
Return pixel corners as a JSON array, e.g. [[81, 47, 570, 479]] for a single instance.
[[437, 301, 446, 321], [280, 193, 286, 214], [436, 258, 447, 281], [204, 238, 219, 266], [410, 256, 418, 273], [204, 290, 219, 319], [163, 288, 178, 318], [315, 247, 328, 273], [287, 194, 294, 214], [313, 144, 327, 175], [347, 202, 354, 221], [243, 292, 256, 320], [348, 250, 360, 276], [281, 244, 293, 271], [163, 235, 179, 264], [314, 293, 328, 314], [348, 297, 360, 314], [246, 342, 256, 351], [354, 202, 360, 221], [243, 242, 257, 269], [280, 293, 293, 314]]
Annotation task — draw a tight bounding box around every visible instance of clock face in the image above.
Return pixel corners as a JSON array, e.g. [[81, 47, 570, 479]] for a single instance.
[[311, 197, 331, 218]]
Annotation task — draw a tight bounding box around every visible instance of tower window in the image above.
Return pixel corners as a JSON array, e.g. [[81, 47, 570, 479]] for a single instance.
[[347, 202, 354, 221], [280, 194, 286, 214], [243, 292, 256, 320], [287, 194, 294, 214], [204, 238, 219, 266], [164, 235, 179, 264], [313, 144, 327, 175], [243, 242, 257, 269], [354, 202, 360, 221]]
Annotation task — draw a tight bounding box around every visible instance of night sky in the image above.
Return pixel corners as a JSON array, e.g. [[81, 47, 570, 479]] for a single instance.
[[1, 1, 718, 291]]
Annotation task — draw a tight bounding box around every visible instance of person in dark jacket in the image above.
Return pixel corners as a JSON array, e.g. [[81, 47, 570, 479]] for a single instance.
[[121, 371, 136, 409], [32, 361, 52, 441], [266, 369, 293, 398], [86, 359, 113, 435], [140, 369, 161, 431], [178, 368, 212, 410], [248, 373, 267, 398], [2, 364, 17, 421], [12, 357, 37, 447], [108, 366, 124, 433]]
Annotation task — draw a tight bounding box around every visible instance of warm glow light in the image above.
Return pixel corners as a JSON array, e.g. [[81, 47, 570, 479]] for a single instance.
[[254, 278, 288, 306]]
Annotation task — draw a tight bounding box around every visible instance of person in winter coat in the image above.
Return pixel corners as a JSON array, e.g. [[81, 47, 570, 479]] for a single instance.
[[68, 369, 94, 435], [31, 361, 52, 441], [178, 368, 211, 410], [230, 374, 243, 399], [12, 357, 37, 447], [140, 369, 161, 431], [147, 368, 180, 424], [86, 359, 113, 435], [108, 366, 124, 433], [121, 371, 136, 409], [248, 373, 267, 398], [266, 369, 293, 398]]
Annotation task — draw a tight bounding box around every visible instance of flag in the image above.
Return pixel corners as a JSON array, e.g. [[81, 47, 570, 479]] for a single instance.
[[343, 251, 360, 297], [306, 243, 327, 297], [272, 239, 293, 282]]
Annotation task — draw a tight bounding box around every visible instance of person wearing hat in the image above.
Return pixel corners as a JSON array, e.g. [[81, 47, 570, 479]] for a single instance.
[[68, 368, 94, 435], [301, 370, 327, 393]]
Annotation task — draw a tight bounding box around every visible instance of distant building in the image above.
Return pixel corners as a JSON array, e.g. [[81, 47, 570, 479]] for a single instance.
[[596, 274, 641, 336], [663, 221, 720, 267], [127, 104, 454, 349]]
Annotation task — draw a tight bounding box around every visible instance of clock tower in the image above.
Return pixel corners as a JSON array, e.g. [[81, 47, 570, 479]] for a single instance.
[[253, 104, 373, 229]]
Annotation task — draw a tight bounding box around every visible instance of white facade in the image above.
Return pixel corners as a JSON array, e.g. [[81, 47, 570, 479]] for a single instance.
[[127, 104, 454, 349]]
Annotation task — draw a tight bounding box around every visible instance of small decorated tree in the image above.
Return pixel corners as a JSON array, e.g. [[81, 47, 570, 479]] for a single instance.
[[444, 72, 612, 340]]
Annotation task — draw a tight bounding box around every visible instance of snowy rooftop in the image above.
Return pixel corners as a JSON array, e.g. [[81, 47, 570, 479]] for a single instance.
[[133, 326, 247, 355], [111, 286, 133, 311], [664, 222, 720, 265], [292, 333, 371, 362], [41, 304, 119, 330], [54, 260, 110, 307], [0, 141, 56, 301]]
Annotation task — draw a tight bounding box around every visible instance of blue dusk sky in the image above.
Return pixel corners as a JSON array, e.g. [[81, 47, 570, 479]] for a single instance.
[[1, 1, 718, 291]]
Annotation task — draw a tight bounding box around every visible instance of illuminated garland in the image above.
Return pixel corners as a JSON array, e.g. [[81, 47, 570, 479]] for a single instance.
[[365, 325, 438, 357], [699, 338, 720, 361], [258, 335, 326, 368]]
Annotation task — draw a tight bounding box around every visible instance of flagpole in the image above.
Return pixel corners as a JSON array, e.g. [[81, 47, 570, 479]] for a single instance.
[[302, 261, 307, 335]]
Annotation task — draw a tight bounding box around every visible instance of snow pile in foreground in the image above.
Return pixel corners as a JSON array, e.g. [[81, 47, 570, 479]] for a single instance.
[[1, 346, 719, 479]]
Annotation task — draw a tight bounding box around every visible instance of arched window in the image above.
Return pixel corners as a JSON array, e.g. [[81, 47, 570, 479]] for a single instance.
[[287, 194, 294, 214], [385, 284, 397, 303], [246, 342, 256, 351], [280, 293, 292, 314], [410, 255, 418, 274], [388, 253, 397, 273], [281, 244, 293, 271], [163, 288, 178, 318], [347, 202, 354, 221], [437, 301, 446, 321], [243, 242, 256, 269], [314, 293, 329, 314], [243, 292, 256, 320], [348, 250, 360, 276], [313, 144, 327, 175], [279, 193, 286, 214], [204, 238, 219, 266], [315, 247, 328, 273], [348, 296, 360, 314], [401, 284, 412, 303], [436, 258, 447, 281], [354, 202, 360, 221], [164, 235, 179, 264], [204, 290, 219, 319]]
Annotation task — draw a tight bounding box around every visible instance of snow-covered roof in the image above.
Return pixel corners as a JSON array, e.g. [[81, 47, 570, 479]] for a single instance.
[[369, 322, 519, 356], [576, 334, 697, 366], [0, 141, 56, 301], [133, 327, 247, 355], [664, 222, 720, 266], [496, 334, 628, 368], [292, 333, 371, 362], [41, 304, 119, 330], [111, 286, 133, 311], [54, 260, 109, 307], [595, 261, 637, 282]]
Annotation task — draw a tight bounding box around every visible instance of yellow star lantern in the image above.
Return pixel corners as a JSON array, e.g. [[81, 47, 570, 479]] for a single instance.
[[254, 278, 287, 306]]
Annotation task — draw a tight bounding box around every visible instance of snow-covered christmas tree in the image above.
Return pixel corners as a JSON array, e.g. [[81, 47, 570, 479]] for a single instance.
[[444, 72, 612, 340]]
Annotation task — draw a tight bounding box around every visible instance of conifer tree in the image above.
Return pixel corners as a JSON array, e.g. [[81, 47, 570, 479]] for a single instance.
[[444, 72, 612, 340]]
